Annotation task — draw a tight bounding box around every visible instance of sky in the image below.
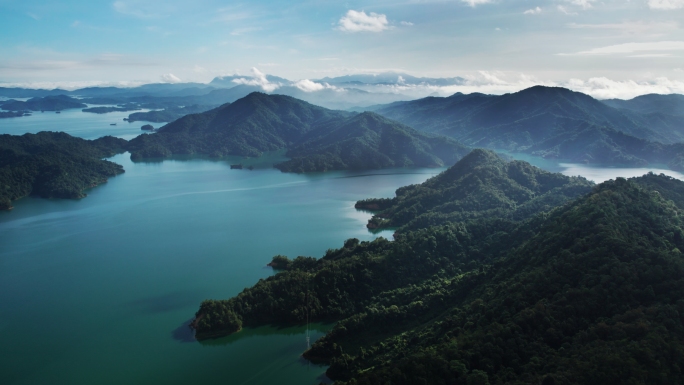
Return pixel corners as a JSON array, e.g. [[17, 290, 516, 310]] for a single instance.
[[0, 0, 683, 98]]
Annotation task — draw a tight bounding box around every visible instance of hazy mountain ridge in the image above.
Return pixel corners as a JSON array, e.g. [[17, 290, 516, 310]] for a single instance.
[[374, 86, 684, 169]]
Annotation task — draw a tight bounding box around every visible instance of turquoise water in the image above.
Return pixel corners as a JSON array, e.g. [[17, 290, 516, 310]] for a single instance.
[[0, 151, 439, 385], [0, 106, 163, 140]]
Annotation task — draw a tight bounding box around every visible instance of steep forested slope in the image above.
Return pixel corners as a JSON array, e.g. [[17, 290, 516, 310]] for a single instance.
[[0, 132, 127, 210], [192, 171, 684, 384], [356, 149, 593, 232], [275, 112, 470, 172]]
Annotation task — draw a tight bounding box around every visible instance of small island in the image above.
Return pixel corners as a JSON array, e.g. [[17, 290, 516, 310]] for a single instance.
[[141, 124, 154, 131], [82, 104, 141, 114]]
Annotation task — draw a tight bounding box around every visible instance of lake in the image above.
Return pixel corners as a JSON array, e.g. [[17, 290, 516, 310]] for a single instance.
[[0, 105, 163, 140], [2, 111, 684, 384]]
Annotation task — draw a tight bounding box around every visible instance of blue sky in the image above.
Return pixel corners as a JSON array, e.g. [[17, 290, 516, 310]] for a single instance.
[[1, 0, 683, 97]]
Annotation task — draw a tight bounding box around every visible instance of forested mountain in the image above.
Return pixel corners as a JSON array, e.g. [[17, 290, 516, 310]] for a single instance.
[[356, 149, 593, 232], [0, 95, 87, 112], [127, 92, 352, 159], [128, 93, 470, 172], [374, 86, 684, 167], [275, 112, 470, 172], [192, 171, 684, 384], [0, 132, 127, 210], [603, 93, 684, 116]]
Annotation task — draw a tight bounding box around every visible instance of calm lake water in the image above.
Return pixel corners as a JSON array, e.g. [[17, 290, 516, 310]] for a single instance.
[[2, 111, 684, 384], [0, 143, 438, 384], [0, 105, 163, 140]]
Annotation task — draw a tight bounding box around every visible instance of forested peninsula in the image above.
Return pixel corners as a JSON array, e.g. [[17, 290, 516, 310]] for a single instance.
[[355, 149, 594, 232], [0, 132, 127, 210], [191, 150, 684, 384]]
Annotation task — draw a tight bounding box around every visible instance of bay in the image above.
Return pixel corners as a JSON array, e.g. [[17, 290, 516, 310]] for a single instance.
[[0, 151, 439, 385], [0, 106, 163, 140]]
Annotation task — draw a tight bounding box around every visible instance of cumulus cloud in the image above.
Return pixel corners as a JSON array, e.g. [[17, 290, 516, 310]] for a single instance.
[[355, 71, 684, 101], [461, 0, 493, 7], [160, 73, 181, 83], [565, 77, 684, 99], [231, 67, 280, 92], [400, 21, 414, 26], [338, 10, 389, 32], [524, 7, 542, 14], [568, 0, 596, 9], [648, 0, 684, 9], [294, 79, 339, 92]]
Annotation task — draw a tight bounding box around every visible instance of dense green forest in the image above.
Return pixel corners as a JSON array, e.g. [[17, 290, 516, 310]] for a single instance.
[[0, 132, 127, 210], [127, 93, 469, 171], [275, 112, 470, 172], [0, 95, 87, 112], [125, 105, 212, 123], [355, 149, 593, 232], [373, 86, 684, 170], [192, 156, 684, 384]]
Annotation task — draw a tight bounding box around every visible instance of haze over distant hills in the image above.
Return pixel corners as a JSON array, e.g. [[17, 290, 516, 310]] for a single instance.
[[127, 92, 470, 172], [371, 86, 684, 170]]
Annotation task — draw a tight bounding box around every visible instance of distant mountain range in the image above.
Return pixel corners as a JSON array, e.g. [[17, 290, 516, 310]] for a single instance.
[[127, 92, 470, 171], [371, 86, 684, 170]]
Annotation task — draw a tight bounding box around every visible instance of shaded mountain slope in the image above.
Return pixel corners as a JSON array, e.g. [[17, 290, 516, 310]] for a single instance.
[[275, 112, 470, 172], [375, 86, 684, 168], [355, 149, 593, 232]]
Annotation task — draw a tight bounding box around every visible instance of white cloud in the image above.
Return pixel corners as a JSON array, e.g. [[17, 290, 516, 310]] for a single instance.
[[160, 73, 181, 83], [231, 67, 280, 92], [524, 7, 542, 14], [567, 41, 684, 55], [648, 0, 684, 9], [193, 65, 207, 73], [461, 0, 493, 7], [568, 0, 596, 10], [338, 10, 389, 32], [400, 21, 414, 26], [565, 77, 684, 99], [294, 79, 339, 92]]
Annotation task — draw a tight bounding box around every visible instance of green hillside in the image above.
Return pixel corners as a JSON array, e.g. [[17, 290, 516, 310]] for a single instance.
[[374, 86, 684, 169], [275, 112, 470, 172], [356, 149, 593, 232], [191, 170, 684, 384], [0, 132, 127, 210]]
